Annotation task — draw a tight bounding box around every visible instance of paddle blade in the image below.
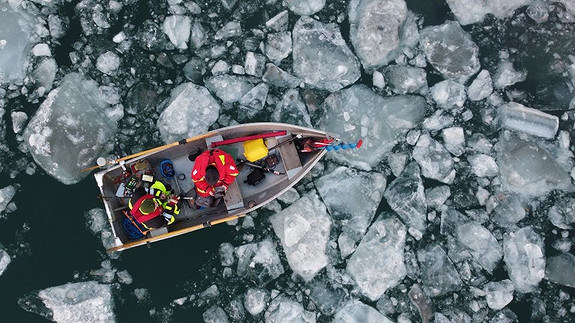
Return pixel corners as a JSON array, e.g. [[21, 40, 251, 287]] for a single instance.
[[356, 139, 363, 149]]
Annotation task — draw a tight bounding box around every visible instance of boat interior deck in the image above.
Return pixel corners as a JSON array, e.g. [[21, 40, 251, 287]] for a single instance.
[[98, 129, 325, 244]]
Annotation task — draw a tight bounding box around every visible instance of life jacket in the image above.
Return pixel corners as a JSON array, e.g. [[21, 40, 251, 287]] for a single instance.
[[192, 149, 239, 197], [129, 194, 163, 223], [149, 180, 180, 215]]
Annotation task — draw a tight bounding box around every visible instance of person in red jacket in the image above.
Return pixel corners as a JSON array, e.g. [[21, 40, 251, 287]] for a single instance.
[[192, 149, 239, 202]]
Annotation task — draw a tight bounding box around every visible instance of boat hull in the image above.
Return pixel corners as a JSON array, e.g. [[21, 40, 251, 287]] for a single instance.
[[94, 123, 331, 252]]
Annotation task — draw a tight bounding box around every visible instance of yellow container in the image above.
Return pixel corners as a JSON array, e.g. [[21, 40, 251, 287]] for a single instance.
[[243, 138, 269, 162]]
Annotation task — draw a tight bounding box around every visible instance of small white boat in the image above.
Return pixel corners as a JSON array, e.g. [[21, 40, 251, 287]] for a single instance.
[[94, 122, 336, 252]]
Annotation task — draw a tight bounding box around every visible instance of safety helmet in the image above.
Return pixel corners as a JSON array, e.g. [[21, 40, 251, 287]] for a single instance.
[[139, 198, 156, 214]]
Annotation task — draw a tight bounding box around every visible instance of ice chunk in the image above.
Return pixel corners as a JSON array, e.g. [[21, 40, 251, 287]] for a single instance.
[[277, 187, 300, 204], [266, 10, 289, 32], [493, 60, 527, 89], [468, 70, 493, 101], [0, 248, 11, 276], [408, 284, 434, 323], [33, 58, 58, 93], [191, 21, 207, 49], [558, 0, 575, 16], [183, 56, 206, 82], [19, 281, 114, 322], [211, 60, 230, 75], [0, 4, 33, 84], [263, 63, 301, 88], [333, 300, 393, 323], [430, 80, 466, 109], [498, 102, 559, 139], [497, 132, 572, 196], [491, 194, 526, 228], [205, 75, 255, 103], [547, 197, 575, 229], [467, 154, 499, 177], [23, 73, 116, 185], [96, 51, 120, 75], [272, 89, 312, 127], [383, 65, 428, 95], [0, 185, 17, 215], [239, 83, 269, 117], [545, 253, 575, 288], [162, 15, 191, 49], [219, 242, 235, 267], [264, 295, 316, 323], [348, 0, 407, 69], [372, 71, 385, 89], [270, 193, 331, 282], [417, 244, 462, 297], [422, 110, 454, 132], [235, 239, 285, 287], [292, 17, 360, 92], [244, 288, 269, 316], [441, 127, 465, 156], [265, 32, 292, 65], [503, 226, 545, 293], [384, 162, 427, 232], [315, 166, 386, 242], [203, 306, 230, 323], [413, 133, 455, 184], [11, 111, 28, 135], [157, 83, 220, 143], [347, 216, 406, 301], [283, 0, 325, 15], [445, 0, 534, 25], [244, 52, 266, 77], [456, 221, 502, 273], [426, 186, 451, 209], [308, 280, 348, 315], [484, 280, 514, 310], [322, 85, 426, 169], [214, 21, 242, 40], [419, 21, 480, 84]]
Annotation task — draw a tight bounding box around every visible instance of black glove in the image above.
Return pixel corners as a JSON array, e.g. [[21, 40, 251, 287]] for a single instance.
[[214, 186, 226, 198]]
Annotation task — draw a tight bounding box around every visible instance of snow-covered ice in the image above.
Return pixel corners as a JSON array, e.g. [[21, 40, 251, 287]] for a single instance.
[[430, 80, 466, 109], [468, 70, 493, 101], [270, 193, 331, 282], [23, 73, 117, 185], [264, 295, 316, 323], [0, 185, 17, 215], [244, 288, 269, 316], [157, 83, 220, 143]]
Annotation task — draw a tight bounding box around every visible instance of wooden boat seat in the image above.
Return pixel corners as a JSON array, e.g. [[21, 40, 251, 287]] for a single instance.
[[275, 137, 302, 179], [224, 180, 244, 210]]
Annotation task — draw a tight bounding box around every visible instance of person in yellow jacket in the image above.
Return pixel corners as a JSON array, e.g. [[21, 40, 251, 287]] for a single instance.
[[128, 180, 180, 229]]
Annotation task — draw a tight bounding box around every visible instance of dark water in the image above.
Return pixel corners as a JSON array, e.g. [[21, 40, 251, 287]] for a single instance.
[[1, 0, 575, 322]]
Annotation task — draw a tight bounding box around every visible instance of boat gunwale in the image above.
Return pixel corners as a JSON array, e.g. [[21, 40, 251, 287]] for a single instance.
[[95, 123, 331, 252]]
